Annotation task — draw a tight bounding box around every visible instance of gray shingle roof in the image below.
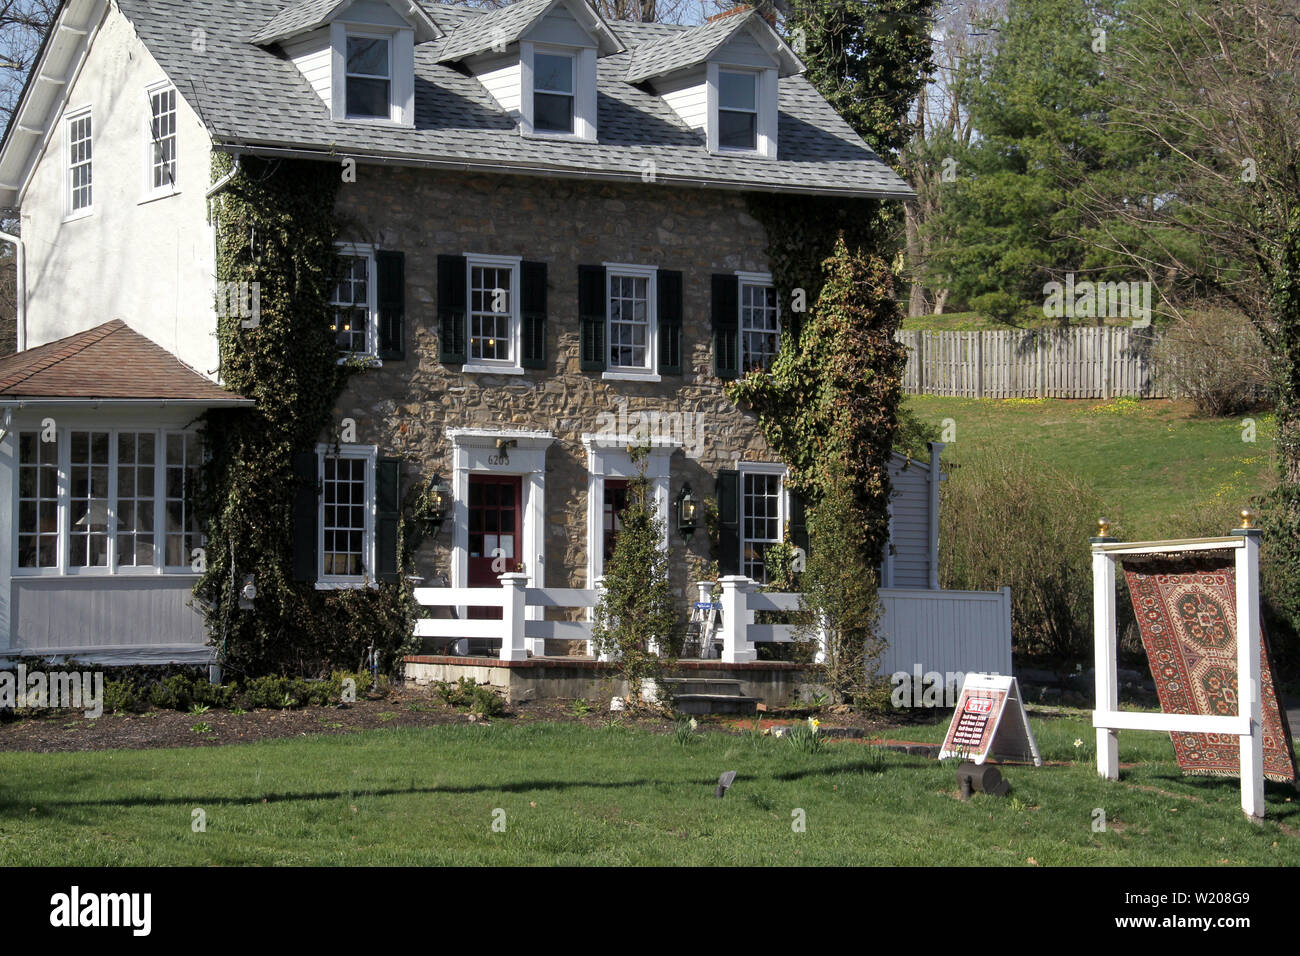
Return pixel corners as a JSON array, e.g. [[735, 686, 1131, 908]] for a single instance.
[[250, 0, 343, 44], [436, 0, 620, 62], [625, 9, 796, 83], [116, 0, 912, 199]]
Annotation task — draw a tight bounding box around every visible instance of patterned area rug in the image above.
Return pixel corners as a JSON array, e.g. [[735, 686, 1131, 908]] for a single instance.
[[1123, 551, 1297, 784]]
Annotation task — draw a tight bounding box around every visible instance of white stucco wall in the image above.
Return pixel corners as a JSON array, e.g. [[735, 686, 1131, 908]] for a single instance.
[[19, 3, 217, 376]]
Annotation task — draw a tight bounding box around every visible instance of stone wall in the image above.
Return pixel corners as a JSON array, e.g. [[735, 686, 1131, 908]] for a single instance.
[[330, 166, 782, 611]]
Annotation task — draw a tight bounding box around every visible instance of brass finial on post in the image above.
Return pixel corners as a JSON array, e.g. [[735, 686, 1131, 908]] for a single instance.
[[1239, 508, 1256, 529], [1091, 516, 1115, 545]]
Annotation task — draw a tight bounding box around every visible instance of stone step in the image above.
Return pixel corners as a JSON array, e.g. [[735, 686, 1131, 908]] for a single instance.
[[674, 693, 759, 716], [659, 677, 747, 697]]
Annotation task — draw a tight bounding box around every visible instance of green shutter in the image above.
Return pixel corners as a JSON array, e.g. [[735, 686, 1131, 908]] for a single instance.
[[717, 468, 740, 576], [376, 250, 405, 361], [437, 254, 466, 365], [291, 451, 319, 582], [521, 260, 547, 370], [657, 269, 683, 375], [375, 458, 401, 583], [712, 273, 739, 380], [578, 264, 606, 372]]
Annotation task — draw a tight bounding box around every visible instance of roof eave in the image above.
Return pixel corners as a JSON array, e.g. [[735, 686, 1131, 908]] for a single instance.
[[0, 397, 255, 407]]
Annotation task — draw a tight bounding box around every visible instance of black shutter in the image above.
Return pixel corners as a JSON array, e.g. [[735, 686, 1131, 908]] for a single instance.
[[376, 250, 405, 361], [717, 469, 740, 576], [712, 273, 739, 380], [521, 260, 547, 369], [291, 451, 319, 582], [657, 269, 683, 375], [578, 264, 606, 372], [437, 254, 467, 365], [375, 458, 401, 583], [788, 489, 809, 564]]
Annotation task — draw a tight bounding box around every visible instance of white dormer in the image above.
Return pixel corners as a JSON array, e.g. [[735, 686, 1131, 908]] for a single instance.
[[627, 9, 801, 160], [440, 0, 622, 143], [253, 0, 444, 126]]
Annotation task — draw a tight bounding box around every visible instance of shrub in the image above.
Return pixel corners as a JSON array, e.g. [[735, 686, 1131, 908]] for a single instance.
[[432, 677, 505, 717], [1153, 305, 1269, 416], [940, 449, 1104, 664]]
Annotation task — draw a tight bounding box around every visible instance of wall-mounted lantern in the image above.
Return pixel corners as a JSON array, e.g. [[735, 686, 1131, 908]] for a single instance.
[[676, 483, 698, 539], [424, 473, 451, 530]]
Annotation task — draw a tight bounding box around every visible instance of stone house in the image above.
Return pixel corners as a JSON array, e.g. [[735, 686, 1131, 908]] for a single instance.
[[0, 0, 1010, 677]]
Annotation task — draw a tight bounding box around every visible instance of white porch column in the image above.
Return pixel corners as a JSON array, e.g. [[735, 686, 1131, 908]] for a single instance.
[[1234, 523, 1265, 819], [1091, 543, 1120, 780], [499, 572, 529, 662], [719, 575, 756, 664]]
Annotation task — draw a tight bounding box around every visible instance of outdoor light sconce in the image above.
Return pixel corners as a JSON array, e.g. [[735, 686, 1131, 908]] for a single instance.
[[424, 473, 451, 531], [676, 484, 698, 539]]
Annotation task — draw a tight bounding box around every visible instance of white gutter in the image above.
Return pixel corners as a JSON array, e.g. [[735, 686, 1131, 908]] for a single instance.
[[0, 230, 25, 351], [205, 151, 242, 199]]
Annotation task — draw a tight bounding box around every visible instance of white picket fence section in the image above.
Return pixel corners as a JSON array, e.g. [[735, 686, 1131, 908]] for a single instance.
[[897, 326, 1163, 399], [414, 574, 1013, 677]]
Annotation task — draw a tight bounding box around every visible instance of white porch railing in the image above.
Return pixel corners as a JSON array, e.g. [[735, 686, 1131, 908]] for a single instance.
[[414, 574, 1013, 674], [413, 573, 602, 661]]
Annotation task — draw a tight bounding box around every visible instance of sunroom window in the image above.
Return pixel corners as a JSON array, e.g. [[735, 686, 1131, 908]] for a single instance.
[[346, 34, 392, 119], [16, 429, 203, 573]]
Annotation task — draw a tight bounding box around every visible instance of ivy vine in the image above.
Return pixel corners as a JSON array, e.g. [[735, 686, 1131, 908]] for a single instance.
[[197, 153, 418, 678]]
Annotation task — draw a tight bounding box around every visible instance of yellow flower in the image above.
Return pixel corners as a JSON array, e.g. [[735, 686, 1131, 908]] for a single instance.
[[808, 717, 820, 733]]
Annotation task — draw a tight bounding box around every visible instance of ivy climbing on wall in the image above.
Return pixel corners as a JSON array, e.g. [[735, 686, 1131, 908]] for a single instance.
[[197, 153, 418, 678]]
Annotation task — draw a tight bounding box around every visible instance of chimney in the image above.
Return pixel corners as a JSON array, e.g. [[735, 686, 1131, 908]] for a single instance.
[[707, 3, 779, 27]]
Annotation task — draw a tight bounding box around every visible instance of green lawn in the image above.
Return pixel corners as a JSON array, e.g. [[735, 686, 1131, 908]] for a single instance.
[[2, 718, 1297, 865], [901, 311, 1136, 332], [904, 395, 1276, 538]]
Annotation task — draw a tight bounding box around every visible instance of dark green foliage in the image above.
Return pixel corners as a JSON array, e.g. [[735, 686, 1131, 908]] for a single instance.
[[592, 457, 678, 705], [197, 154, 417, 677], [432, 677, 507, 717]]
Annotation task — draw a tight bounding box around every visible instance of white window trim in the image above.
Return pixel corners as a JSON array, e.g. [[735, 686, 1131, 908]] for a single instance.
[[602, 261, 659, 381], [520, 40, 597, 142], [12, 427, 204, 578], [706, 63, 778, 159], [141, 80, 180, 203], [330, 22, 415, 127], [315, 442, 378, 589], [462, 252, 523, 374], [63, 105, 93, 222], [738, 461, 787, 584], [332, 242, 382, 362], [737, 270, 781, 371]]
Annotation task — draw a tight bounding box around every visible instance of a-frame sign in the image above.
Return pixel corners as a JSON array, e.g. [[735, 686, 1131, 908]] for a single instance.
[[939, 673, 1042, 766]]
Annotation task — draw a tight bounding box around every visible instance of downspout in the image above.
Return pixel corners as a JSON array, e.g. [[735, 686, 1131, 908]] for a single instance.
[[205, 151, 242, 200], [0, 230, 25, 352], [927, 441, 945, 590]]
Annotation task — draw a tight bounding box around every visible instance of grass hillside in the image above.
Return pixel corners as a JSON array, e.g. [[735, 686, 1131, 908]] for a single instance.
[[902, 396, 1276, 540]]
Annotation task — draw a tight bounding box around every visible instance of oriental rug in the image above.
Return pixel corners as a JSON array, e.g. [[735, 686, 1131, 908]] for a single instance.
[[1122, 551, 1297, 784]]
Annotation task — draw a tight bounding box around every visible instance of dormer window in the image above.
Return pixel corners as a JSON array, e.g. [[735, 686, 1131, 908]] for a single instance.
[[346, 35, 392, 119], [717, 70, 757, 151], [533, 51, 576, 134]]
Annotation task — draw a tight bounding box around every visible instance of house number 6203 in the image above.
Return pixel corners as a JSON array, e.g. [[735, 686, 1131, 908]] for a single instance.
[[488, 454, 509, 466]]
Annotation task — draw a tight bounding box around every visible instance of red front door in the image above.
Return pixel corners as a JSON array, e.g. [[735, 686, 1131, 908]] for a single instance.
[[467, 475, 522, 619]]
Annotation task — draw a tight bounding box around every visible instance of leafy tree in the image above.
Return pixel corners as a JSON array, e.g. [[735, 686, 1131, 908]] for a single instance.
[[592, 453, 677, 706]]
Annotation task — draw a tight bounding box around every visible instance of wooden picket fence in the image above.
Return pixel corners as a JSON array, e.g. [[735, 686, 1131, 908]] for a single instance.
[[896, 326, 1165, 399]]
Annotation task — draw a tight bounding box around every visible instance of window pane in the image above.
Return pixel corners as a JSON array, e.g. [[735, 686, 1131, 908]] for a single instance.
[[347, 37, 389, 77], [469, 264, 514, 362], [534, 53, 574, 93], [608, 273, 650, 369], [741, 282, 780, 371], [331, 254, 370, 353], [719, 109, 757, 150], [347, 77, 390, 118], [321, 454, 368, 578], [533, 92, 574, 134], [719, 71, 756, 111]]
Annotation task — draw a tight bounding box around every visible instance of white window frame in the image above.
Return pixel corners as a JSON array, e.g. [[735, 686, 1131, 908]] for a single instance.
[[330, 23, 415, 126], [737, 270, 781, 372], [463, 252, 524, 375], [602, 262, 659, 382], [706, 63, 778, 159], [315, 442, 378, 588], [12, 427, 204, 578], [331, 242, 380, 361], [520, 40, 597, 142], [64, 105, 93, 221], [530, 48, 576, 135], [142, 81, 180, 202], [738, 462, 787, 585]]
